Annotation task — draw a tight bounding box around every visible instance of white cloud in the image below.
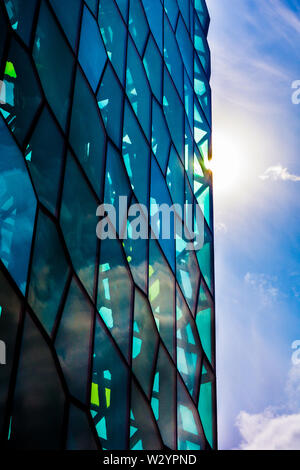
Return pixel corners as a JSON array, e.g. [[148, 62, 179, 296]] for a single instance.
[[236, 409, 300, 450], [244, 272, 278, 305], [260, 165, 300, 182]]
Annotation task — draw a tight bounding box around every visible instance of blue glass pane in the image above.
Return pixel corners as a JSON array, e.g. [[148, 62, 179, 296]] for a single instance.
[[99, 0, 127, 84], [143, 35, 163, 102], [167, 146, 185, 209], [152, 98, 171, 174], [177, 0, 190, 30], [176, 15, 193, 83], [97, 63, 123, 147], [163, 68, 184, 160], [126, 38, 151, 140], [4, 0, 38, 45], [164, 0, 179, 30], [79, 6, 107, 92], [164, 15, 183, 98], [0, 118, 36, 294], [129, 0, 149, 56], [49, 0, 81, 49], [70, 68, 106, 196], [85, 0, 98, 15], [33, 0, 74, 130], [115, 0, 129, 20], [141, 0, 163, 52]]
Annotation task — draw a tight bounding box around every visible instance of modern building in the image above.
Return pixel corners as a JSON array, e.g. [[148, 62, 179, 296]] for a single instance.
[[0, 0, 216, 450]]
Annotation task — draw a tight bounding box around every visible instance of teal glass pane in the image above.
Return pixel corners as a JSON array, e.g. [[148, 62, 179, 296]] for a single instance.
[[99, 0, 127, 84], [91, 315, 129, 450], [28, 210, 69, 336], [194, 0, 209, 34], [60, 153, 98, 298], [129, 0, 149, 56], [143, 35, 163, 102], [67, 405, 98, 450], [177, 375, 204, 450], [185, 118, 194, 187], [97, 63, 123, 147], [163, 68, 184, 158], [97, 237, 133, 360], [33, 0, 74, 130], [122, 101, 150, 206], [176, 15, 193, 83], [164, 15, 183, 98], [164, 0, 179, 30], [26, 106, 64, 214], [150, 156, 175, 272], [152, 98, 171, 174], [55, 278, 93, 404], [196, 224, 213, 293], [104, 141, 132, 236], [132, 289, 159, 397], [194, 14, 210, 76], [69, 67, 106, 196], [167, 146, 185, 209], [177, 0, 190, 30], [4, 0, 38, 45], [123, 195, 148, 293], [10, 314, 65, 449], [151, 344, 176, 449], [0, 268, 22, 436], [194, 54, 211, 124], [141, 0, 163, 51], [196, 281, 213, 363], [198, 375, 214, 447], [79, 6, 107, 92], [0, 118, 36, 294], [49, 0, 81, 49], [0, 38, 42, 146], [149, 240, 175, 359], [184, 70, 194, 131], [130, 381, 162, 450], [176, 288, 201, 399], [126, 38, 151, 140]]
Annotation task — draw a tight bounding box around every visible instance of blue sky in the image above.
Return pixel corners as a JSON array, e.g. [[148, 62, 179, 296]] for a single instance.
[[206, 0, 300, 449]]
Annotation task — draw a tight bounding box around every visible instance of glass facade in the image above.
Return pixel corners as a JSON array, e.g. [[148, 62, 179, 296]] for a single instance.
[[0, 0, 216, 450]]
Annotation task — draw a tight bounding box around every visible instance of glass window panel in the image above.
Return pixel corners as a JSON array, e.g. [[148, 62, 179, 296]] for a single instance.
[[55, 278, 93, 404], [70, 67, 106, 196], [33, 0, 75, 130], [185, 117, 194, 187], [196, 223, 213, 294], [0, 268, 22, 437], [163, 67, 184, 158], [177, 374, 204, 450], [198, 373, 214, 448], [123, 194, 148, 293], [0, 38, 42, 145], [122, 100, 150, 207], [60, 152, 98, 298], [150, 156, 176, 272], [79, 6, 107, 92], [194, 13, 210, 76], [167, 146, 185, 210], [0, 8, 8, 61], [97, 237, 133, 361], [67, 405, 99, 450], [130, 380, 162, 450], [132, 289, 159, 397], [194, 0, 209, 34], [91, 315, 129, 450], [0, 118, 36, 294], [141, 0, 163, 52], [176, 15, 193, 82], [177, 288, 202, 399], [151, 344, 176, 449], [26, 106, 64, 214], [152, 98, 171, 174], [28, 210, 69, 337], [194, 54, 211, 124], [126, 38, 151, 141], [4, 0, 38, 45], [164, 15, 183, 99], [49, 0, 82, 50], [196, 281, 213, 364], [99, 0, 127, 84], [184, 70, 194, 131], [9, 314, 65, 449], [177, 0, 190, 30], [85, 0, 98, 15], [97, 63, 123, 147], [115, 0, 128, 20], [129, 0, 149, 56], [164, 0, 179, 30], [143, 35, 162, 102], [149, 239, 175, 359]]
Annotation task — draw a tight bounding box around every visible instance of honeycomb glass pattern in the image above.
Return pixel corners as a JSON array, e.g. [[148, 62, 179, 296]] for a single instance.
[[0, 0, 216, 450]]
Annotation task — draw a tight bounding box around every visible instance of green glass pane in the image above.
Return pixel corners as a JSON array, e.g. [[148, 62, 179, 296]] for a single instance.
[[198, 379, 213, 448]]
